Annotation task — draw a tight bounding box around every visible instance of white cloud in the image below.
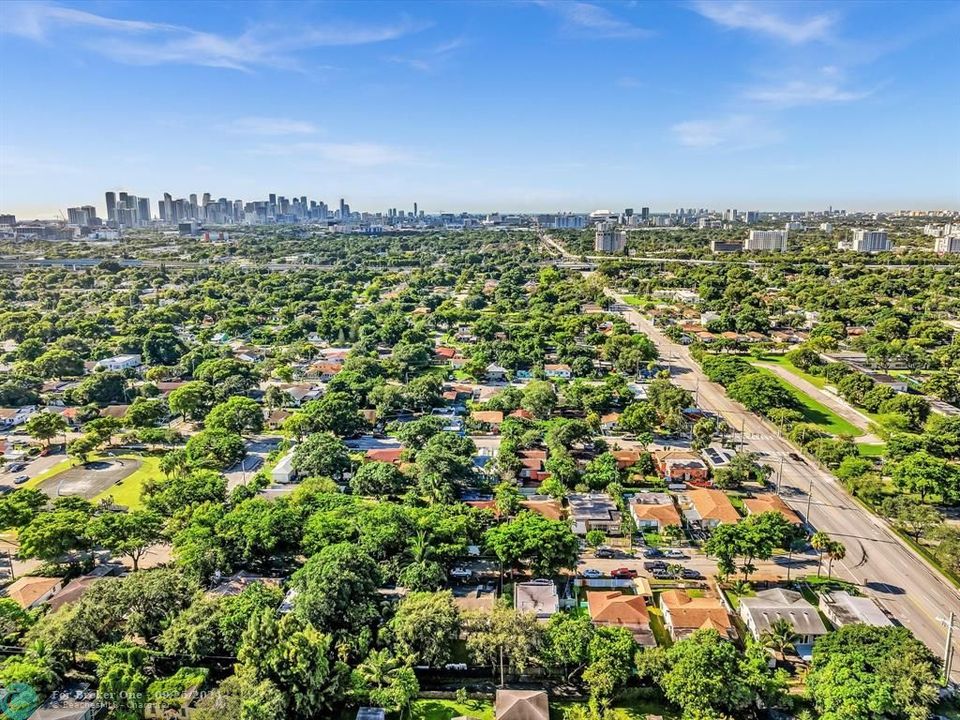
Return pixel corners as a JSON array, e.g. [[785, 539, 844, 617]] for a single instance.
[[0, 3, 425, 71], [538, 1, 651, 39], [691, 1, 834, 44], [744, 79, 873, 107], [222, 117, 320, 136], [390, 37, 467, 72], [671, 114, 782, 149]]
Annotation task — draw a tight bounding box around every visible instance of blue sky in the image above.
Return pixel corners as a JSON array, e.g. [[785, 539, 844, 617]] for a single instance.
[[1, 0, 958, 217]]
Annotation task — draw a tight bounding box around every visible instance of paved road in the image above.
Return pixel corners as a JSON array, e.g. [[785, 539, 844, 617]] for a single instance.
[[756, 361, 883, 444], [607, 291, 960, 680]]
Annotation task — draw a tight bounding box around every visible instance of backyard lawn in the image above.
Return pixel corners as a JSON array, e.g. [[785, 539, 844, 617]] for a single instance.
[[410, 698, 680, 720], [412, 699, 493, 719]]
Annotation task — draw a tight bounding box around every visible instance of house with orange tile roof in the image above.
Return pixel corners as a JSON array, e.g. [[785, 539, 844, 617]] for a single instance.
[[470, 410, 504, 432], [685, 488, 740, 529], [653, 450, 709, 483], [4, 576, 63, 609], [630, 493, 682, 532], [659, 589, 735, 641], [586, 590, 655, 646], [365, 447, 405, 465], [612, 450, 641, 470], [743, 494, 803, 525], [600, 412, 621, 432]]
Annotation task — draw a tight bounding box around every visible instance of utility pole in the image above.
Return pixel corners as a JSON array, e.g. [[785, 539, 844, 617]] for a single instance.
[[941, 612, 956, 686], [776, 456, 784, 495], [739, 417, 746, 452], [805, 474, 815, 525]]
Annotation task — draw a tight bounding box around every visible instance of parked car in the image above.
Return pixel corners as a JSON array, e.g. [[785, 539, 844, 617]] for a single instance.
[[643, 548, 664, 558], [610, 567, 638, 579], [652, 568, 675, 580], [680, 568, 704, 580], [4, 463, 26, 473], [13, 475, 29, 484], [581, 568, 603, 579], [643, 561, 667, 571], [663, 549, 688, 559], [595, 547, 615, 559], [449, 567, 473, 580]]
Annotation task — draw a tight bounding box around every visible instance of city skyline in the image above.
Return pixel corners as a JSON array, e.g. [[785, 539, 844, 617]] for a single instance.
[[1, 0, 959, 217]]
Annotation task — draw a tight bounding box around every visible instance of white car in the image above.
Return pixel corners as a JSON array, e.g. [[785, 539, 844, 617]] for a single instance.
[[663, 549, 688, 559], [580, 568, 603, 579], [449, 567, 473, 580]]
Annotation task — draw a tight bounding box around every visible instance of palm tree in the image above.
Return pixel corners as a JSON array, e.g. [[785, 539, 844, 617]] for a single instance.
[[761, 618, 799, 662], [356, 648, 401, 690], [826, 540, 846, 579], [811, 531, 831, 577], [159, 449, 188, 479]]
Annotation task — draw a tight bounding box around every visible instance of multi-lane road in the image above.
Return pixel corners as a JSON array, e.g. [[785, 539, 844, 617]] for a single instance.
[[606, 291, 960, 681]]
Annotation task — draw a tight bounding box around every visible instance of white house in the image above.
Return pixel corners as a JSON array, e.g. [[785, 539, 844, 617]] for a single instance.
[[0, 405, 37, 429], [819, 591, 892, 628], [94, 354, 142, 372], [271, 448, 297, 484], [739, 589, 828, 652], [544, 363, 572, 380]]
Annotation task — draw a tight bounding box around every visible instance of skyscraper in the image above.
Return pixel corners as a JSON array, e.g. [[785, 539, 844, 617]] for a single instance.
[[138, 197, 151, 223], [594, 222, 626, 253], [105, 192, 117, 223]]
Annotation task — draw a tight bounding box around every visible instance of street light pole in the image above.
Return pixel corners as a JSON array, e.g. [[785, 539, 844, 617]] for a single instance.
[[805, 474, 815, 525], [941, 612, 956, 686]]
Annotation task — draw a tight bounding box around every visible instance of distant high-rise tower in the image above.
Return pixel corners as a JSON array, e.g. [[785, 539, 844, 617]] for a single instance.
[[413, 202, 418, 217], [594, 221, 626, 253], [339, 198, 347, 219], [105, 192, 117, 223], [641, 207, 649, 220]]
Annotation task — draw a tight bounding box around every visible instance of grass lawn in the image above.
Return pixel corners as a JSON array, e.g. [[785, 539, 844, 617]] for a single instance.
[[21, 457, 81, 490], [753, 367, 863, 437], [643, 533, 662, 547], [23, 453, 161, 511], [412, 699, 493, 719], [647, 606, 673, 648], [622, 295, 646, 308], [755, 354, 828, 389], [411, 699, 680, 720], [91, 454, 163, 510], [857, 443, 886, 458]]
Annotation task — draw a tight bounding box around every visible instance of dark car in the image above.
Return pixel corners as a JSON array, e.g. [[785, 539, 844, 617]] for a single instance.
[[643, 561, 667, 572], [789, 452, 804, 462], [610, 567, 638, 579], [680, 568, 704, 580], [643, 548, 664, 558], [595, 547, 615, 559]]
